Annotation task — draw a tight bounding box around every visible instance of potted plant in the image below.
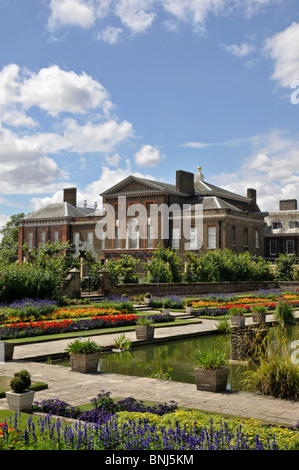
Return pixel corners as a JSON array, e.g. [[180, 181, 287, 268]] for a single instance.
[[144, 293, 152, 306], [252, 305, 267, 324], [162, 299, 171, 315], [5, 369, 35, 412], [229, 307, 246, 328], [65, 338, 102, 373], [135, 317, 155, 340], [112, 334, 132, 352], [194, 350, 229, 392], [184, 300, 193, 314]]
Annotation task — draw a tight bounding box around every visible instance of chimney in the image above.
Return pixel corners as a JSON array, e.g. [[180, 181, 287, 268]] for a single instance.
[[247, 188, 257, 203], [279, 199, 297, 211], [176, 170, 195, 194], [63, 187, 77, 207]]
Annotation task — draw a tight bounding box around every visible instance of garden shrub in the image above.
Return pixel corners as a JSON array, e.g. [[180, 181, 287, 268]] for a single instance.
[[106, 255, 140, 284], [184, 249, 273, 283], [0, 265, 59, 303], [276, 254, 296, 281]]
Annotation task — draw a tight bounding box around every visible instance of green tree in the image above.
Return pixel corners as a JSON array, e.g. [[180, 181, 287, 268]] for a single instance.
[[106, 254, 140, 284], [0, 213, 25, 265]]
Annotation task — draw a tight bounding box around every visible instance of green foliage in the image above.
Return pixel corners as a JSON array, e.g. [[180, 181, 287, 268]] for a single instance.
[[193, 350, 228, 370], [184, 249, 273, 283], [275, 301, 295, 324], [23, 241, 80, 282], [144, 246, 183, 283], [106, 254, 140, 284], [65, 338, 102, 355], [113, 334, 132, 350], [0, 213, 26, 266], [10, 370, 31, 393], [0, 264, 59, 303], [242, 326, 299, 400], [136, 316, 154, 326], [216, 316, 231, 333], [276, 254, 296, 281]]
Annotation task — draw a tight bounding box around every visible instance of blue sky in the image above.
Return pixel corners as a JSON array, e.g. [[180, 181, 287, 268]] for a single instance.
[[1, 0, 299, 227]]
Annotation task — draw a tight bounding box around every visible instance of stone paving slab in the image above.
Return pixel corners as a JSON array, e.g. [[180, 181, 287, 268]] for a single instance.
[[0, 313, 298, 427]]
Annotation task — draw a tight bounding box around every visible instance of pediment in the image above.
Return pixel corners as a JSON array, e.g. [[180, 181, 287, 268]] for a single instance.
[[100, 176, 170, 197]]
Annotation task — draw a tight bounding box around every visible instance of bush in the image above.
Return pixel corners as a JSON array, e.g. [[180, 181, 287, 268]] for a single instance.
[[184, 249, 273, 283], [10, 370, 31, 393], [106, 255, 140, 284], [0, 265, 59, 303], [275, 301, 295, 324], [242, 327, 299, 400], [276, 254, 296, 281]]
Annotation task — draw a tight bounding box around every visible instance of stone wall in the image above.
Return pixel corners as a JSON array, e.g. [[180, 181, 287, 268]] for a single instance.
[[97, 268, 299, 297]]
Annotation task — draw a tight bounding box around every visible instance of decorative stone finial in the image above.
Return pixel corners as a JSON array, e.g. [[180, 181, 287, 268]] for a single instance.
[[195, 164, 204, 183]]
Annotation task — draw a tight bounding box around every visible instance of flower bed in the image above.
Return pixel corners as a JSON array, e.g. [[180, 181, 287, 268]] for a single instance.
[[1, 390, 298, 450], [0, 313, 174, 340], [191, 293, 299, 317]]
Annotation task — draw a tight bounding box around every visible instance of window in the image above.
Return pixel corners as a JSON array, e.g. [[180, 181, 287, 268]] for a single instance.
[[287, 240, 295, 254], [28, 232, 33, 249], [231, 226, 236, 246], [244, 228, 248, 248], [40, 231, 46, 246], [128, 219, 138, 249], [273, 222, 283, 230], [255, 230, 260, 249], [146, 224, 154, 248], [270, 240, 277, 256], [289, 221, 299, 229], [87, 232, 93, 244], [114, 226, 121, 249], [73, 232, 80, 244], [53, 231, 59, 243], [171, 227, 180, 250], [207, 226, 216, 249], [189, 227, 198, 250]]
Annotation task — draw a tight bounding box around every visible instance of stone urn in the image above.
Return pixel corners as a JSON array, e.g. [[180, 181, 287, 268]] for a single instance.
[[194, 367, 228, 393]]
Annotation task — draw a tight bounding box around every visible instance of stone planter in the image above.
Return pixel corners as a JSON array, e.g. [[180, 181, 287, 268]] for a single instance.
[[162, 308, 170, 315], [185, 306, 193, 314], [4, 342, 14, 361], [230, 315, 246, 328], [252, 312, 266, 324], [194, 367, 228, 392], [144, 297, 152, 306], [70, 352, 100, 373], [6, 390, 35, 412], [135, 325, 155, 340]]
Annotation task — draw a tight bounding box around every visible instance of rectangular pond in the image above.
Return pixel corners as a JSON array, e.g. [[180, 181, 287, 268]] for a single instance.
[[51, 324, 298, 392]]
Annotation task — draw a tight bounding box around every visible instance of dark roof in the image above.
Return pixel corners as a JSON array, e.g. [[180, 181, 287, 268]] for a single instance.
[[23, 203, 94, 220]]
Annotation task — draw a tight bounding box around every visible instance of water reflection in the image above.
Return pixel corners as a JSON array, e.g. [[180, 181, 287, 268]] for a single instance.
[[51, 325, 298, 392]]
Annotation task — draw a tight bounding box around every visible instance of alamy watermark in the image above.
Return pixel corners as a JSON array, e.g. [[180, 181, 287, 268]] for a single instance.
[[290, 340, 299, 365], [290, 80, 299, 104], [94, 196, 203, 250]]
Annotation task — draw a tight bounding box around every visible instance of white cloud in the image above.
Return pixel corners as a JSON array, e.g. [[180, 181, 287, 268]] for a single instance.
[[105, 153, 122, 166], [134, 144, 165, 167], [31, 159, 155, 209], [48, 0, 96, 31], [208, 129, 299, 211], [264, 22, 299, 88], [98, 26, 123, 43], [46, 0, 277, 38], [224, 42, 255, 57]]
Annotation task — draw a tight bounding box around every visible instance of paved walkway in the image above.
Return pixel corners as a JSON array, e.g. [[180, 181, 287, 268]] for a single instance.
[[0, 313, 299, 427]]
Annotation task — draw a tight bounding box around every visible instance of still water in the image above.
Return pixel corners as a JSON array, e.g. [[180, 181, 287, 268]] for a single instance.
[[52, 325, 298, 392]]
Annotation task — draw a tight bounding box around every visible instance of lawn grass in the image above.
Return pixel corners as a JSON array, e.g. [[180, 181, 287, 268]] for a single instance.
[[0, 376, 48, 398]]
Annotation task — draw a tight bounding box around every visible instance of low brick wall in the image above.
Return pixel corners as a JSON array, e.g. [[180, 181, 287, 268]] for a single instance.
[[97, 269, 299, 297]]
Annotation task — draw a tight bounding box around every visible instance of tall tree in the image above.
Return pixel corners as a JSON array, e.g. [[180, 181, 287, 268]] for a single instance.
[[0, 213, 25, 265]]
